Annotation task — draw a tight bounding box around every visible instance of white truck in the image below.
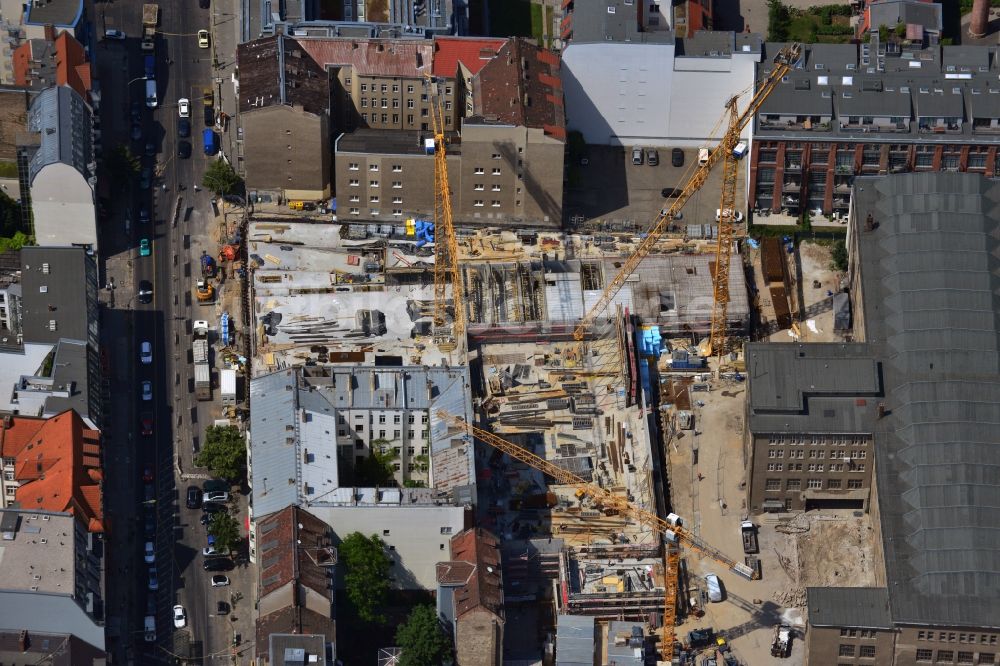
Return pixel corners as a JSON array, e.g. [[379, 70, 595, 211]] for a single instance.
[[141, 4, 158, 51], [193, 322, 211, 401]]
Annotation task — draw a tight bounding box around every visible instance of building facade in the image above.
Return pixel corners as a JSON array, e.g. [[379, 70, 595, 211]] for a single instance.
[[749, 42, 1000, 219], [744, 342, 882, 513]]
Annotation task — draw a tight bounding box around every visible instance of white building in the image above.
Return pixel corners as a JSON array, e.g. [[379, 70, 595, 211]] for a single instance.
[[561, 31, 762, 147], [24, 86, 96, 250]]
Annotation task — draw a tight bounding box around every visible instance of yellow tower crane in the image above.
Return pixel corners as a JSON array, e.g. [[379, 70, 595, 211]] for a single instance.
[[438, 411, 757, 661], [569, 43, 802, 358], [427, 76, 466, 347]]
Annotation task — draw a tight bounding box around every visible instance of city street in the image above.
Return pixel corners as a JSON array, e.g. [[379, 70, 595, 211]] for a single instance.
[[94, 0, 253, 662]]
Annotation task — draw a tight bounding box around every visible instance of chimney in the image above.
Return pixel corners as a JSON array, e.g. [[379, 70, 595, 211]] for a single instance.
[[970, 0, 990, 38]]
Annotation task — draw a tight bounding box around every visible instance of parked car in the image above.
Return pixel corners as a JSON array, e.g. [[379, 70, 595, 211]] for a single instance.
[[186, 486, 203, 509], [671, 148, 684, 167], [142, 466, 154, 483], [203, 545, 218, 557], [130, 102, 143, 123], [178, 118, 191, 138], [130, 124, 143, 141], [139, 205, 150, 224], [139, 166, 152, 190], [148, 567, 159, 591], [138, 280, 153, 304], [631, 147, 644, 166], [203, 479, 228, 492], [210, 574, 230, 587], [104, 29, 126, 40], [204, 104, 214, 127], [144, 541, 155, 564], [203, 558, 233, 573], [141, 380, 153, 401], [144, 142, 156, 157], [178, 98, 190, 118], [177, 141, 192, 159], [140, 341, 152, 364], [715, 208, 745, 223], [144, 483, 155, 502], [661, 187, 682, 199], [198, 30, 210, 48], [143, 506, 156, 537], [646, 148, 659, 166], [172, 605, 187, 628], [139, 238, 151, 257], [199, 0, 210, 7], [203, 491, 229, 503], [140, 412, 154, 436]]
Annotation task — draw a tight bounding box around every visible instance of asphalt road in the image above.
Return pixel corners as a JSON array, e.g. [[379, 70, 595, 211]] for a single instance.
[[94, 0, 235, 662]]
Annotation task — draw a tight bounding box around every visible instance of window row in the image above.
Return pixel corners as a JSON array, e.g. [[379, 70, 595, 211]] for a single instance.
[[838, 644, 877, 658], [766, 463, 856, 473], [766, 435, 869, 446], [348, 209, 405, 217], [918, 632, 999, 646], [915, 650, 995, 664], [765, 478, 865, 491], [768, 449, 867, 459]]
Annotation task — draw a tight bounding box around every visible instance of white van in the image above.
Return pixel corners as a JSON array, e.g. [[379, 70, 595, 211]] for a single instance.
[[705, 573, 723, 602], [145, 79, 158, 109], [698, 147, 710, 166]]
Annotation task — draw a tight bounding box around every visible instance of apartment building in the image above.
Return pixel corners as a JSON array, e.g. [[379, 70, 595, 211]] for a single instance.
[[333, 38, 565, 227], [558, 0, 709, 41], [744, 342, 882, 513], [0, 0, 84, 85], [750, 41, 1000, 219], [12, 29, 90, 98]]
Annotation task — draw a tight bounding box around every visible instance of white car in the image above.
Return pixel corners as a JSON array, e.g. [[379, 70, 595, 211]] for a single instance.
[[202, 546, 218, 557], [144, 541, 155, 564], [210, 575, 230, 587], [178, 98, 190, 118], [715, 208, 745, 223], [104, 29, 126, 40], [203, 491, 229, 503], [172, 605, 187, 628], [141, 380, 153, 401], [140, 341, 152, 364]]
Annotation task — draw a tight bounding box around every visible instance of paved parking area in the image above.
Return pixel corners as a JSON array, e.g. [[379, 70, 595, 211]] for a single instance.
[[564, 145, 747, 234]]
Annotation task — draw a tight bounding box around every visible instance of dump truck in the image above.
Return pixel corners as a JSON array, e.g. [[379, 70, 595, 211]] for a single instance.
[[141, 4, 158, 51], [740, 520, 758, 555], [194, 328, 212, 401], [201, 253, 216, 278], [195, 279, 214, 303]]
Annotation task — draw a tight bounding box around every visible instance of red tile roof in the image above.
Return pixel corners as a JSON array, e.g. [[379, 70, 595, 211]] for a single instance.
[[295, 38, 433, 78], [2, 411, 103, 533], [432, 37, 507, 78], [11, 32, 90, 99], [256, 506, 334, 600], [472, 39, 565, 138], [444, 528, 503, 620]]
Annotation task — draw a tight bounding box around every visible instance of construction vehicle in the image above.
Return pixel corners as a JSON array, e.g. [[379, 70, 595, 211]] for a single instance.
[[740, 520, 758, 555], [771, 625, 792, 658], [141, 3, 158, 51], [201, 253, 216, 278], [426, 75, 465, 349], [568, 43, 802, 363], [194, 323, 212, 400], [437, 411, 758, 662], [195, 279, 215, 304]]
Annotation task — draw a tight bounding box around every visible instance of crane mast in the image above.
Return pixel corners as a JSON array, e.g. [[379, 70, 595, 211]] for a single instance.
[[570, 43, 802, 350], [428, 77, 466, 345], [708, 100, 742, 358]]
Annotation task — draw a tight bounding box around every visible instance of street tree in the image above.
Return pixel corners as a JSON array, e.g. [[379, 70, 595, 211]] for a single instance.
[[202, 158, 242, 196], [208, 511, 240, 553], [396, 605, 453, 666], [339, 532, 391, 624], [106, 145, 141, 185], [193, 425, 246, 481]]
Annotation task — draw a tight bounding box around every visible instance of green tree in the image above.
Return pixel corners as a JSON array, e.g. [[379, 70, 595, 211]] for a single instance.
[[193, 425, 246, 481], [355, 441, 397, 486], [0, 231, 31, 251], [106, 145, 140, 185], [831, 239, 848, 272], [767, 0, 790, 41], [202, 159, 242, 196], [396, 605, 452, 666], [340, 532, 391, 624], [208, 511, 240, 553]]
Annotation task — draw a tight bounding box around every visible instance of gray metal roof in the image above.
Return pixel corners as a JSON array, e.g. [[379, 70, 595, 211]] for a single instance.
[[26, 86, 93, 185], [0, 591, 104, 650], [604, 621, 647, 665], [760, 80, 833, 117], [23, 0, 83, 26], [568, 0, 673, 44], [869, 0, 941, 33], [854, 171, 1000, 629], [555, 614, 594, 666], [913, 89, 963, 118], [20, 247, 92, 345], [746, 343, 881, 434], [43, 339, 90, 420], [968, 90, 1000, 119], [838, 89, 911, 118], [249, 369, 301, 517], [807, 587, 892, 628]]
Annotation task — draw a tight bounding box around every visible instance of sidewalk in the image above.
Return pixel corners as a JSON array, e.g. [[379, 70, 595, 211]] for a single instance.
[[210, 0, 243, 178]]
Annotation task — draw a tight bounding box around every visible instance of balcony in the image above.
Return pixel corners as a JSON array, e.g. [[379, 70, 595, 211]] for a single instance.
[[782, 180, 801, 192], [972, 119, 1000, 134], [839, 121, 909, 133], [918, 121, 962, 134], [784, 162, 802, 172], [758, 117, 833, 132]]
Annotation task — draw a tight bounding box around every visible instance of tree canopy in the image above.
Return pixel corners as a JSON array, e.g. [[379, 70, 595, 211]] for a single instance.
[[396, 605, 452, 666], [193, 425, 246, 481], [208, 511, 240, 553], [202, 159, 242, 196], [339, 532, 391, 624], [767, 0, 791, 42], [106, 145, 140, 185]]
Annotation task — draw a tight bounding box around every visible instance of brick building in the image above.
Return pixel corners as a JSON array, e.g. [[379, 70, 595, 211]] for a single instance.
[[749, 41, 1000, 221]]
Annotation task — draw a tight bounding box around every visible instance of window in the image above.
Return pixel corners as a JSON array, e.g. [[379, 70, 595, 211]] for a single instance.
[[361, 83, 368, 92], [445, 101, 452, 111], [848, 479, 864, 489], [407, 99, 415, 109], [392, 83, 399, 93], [392, 114, 399, 123], [407, 84, 414, 93], [345, 77, 352, 85], [979, 653, 995, 664], [841, 628, 857, 637], [859, 646, 876, 658], [5, 486, 15, 497], [369, 181, 379, 188], [827, 479, 841, 489], [492, 167, 501, 175], [768, 463, 777, 471], [3, 470, 13, 480], [408, 414, 416, 424], [370, 196, 379, 204], [381, 98, 388, 109], [957, 653, 973, 664], [765, 478, 781, 491], [361, 98, 368, 108], [392, 164, 402, 172], [349, 195, 360, 203], [379, 429, 386, 438], [474, 183, 485, 191], [786, 479, 801, 490], [392, 209, 402, 216], [855, 464, 866, 472], [473, 200, 484, 207], [2, 457, 14, 467], [445, 86, 452, 95], [369, 164, 379, 172], [355, 424, 364, 432], [839, 645, 855, 657], [492, 153, 501, 159], [380, 84, 387, 93], [808, 479, 823, 489], [474, 167, 485, 174], [492, 184, 501, 191], [348, 162, 359, 170], [349, 179, 360, 187], [938, 652, 955, 662], [407, 114, 414, 124], [916, 650, 933, 662], [381, 113, 388, 123], [491, 200, 501, 207], [392, 181, 402, 188], [370, 210, 380, 216], [392, 197, 402, 204]]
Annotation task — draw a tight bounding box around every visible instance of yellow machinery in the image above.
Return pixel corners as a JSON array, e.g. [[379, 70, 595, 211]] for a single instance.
[[194, 279, 214, 302], [438, 411, 758, 660], [570, 44, 802, 358], [427, 76, 466, 346]]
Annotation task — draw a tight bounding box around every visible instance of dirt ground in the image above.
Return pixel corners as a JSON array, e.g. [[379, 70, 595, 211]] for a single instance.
[[666, 363, 876, 664], [767, 239, 846, 344]]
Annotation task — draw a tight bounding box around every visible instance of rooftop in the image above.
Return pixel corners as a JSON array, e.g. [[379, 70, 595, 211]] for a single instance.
[[23, 0, 83, 27], [444, 528, 503, 619], [471, 39, 565, 137], [296, 36, 433, 78], [335, 129, 456, 156], [25, 84, 93, 186], [0, 592, 104, 651], [807, 587, 892, 629], [0, 509, 76, 594], [237, 35, 331, 116], [13, 33, 91, 99], [255, 506, 336, 599], [555, 614, 594, 666], [745, 343, 882, 434], [0, 630, 104, 666], [853, 171, 1000, 628], [567, 0, 673, 44], [267, 633, 329, 666], [432, 36, 506, 78]]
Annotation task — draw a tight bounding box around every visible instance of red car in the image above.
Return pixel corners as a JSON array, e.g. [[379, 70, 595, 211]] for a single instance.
[[142, 466, 154, 483], [140, 413, 153, 437]]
